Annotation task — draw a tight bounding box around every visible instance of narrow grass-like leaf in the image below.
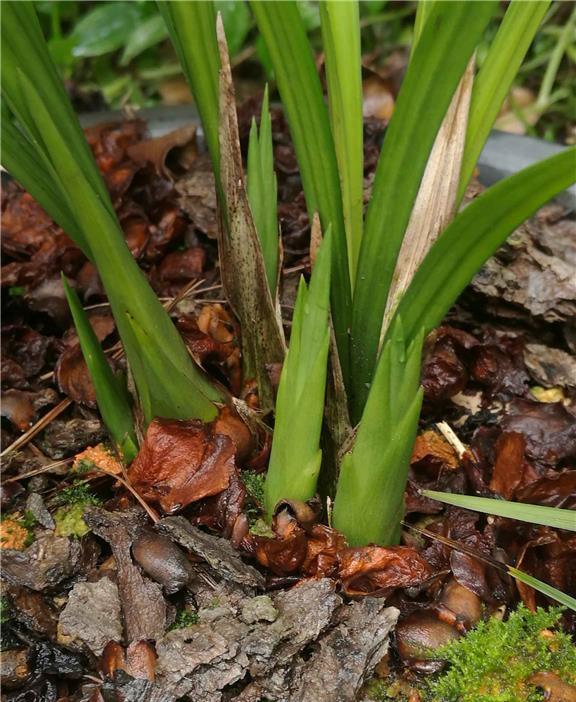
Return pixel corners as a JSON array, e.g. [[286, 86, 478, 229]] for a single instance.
[[247, 85, 279, 295], [158, 1, 220, 175], [350, 1, 496, 422], [62, 277, 138, 461], [333, 319, 424, 546], [507, 568, 576, 612], [250, 0, 352, 387], [264, 230, 332, 517], [320, 0, 363, 285], [458, 0, 551, 201], [217, 17, 285, 412], [391, 148, 576, 347], [2, 1, 221, 424], [423, 490, 576, 532]]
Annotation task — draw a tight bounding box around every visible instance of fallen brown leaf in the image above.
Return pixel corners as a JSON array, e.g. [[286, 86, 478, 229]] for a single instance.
[[127, 418, 236, 513]]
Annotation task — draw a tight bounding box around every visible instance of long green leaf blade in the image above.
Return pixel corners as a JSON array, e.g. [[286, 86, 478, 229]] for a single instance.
[[320, 0, 363, 285], [350, 1, 496, 422], [458, 0, 551, 201], [392, 148, 576, 346], [264, 230, 332, 517], [247, 85, 279, 295], [2, 1, 221, 424], [507, 568, 576, 612], [333, 319, 424, 546], [62, 277, 138, 461], [157, 1, 220, 175], [423, 490, 576, 532], [250, 0, 352, 387]]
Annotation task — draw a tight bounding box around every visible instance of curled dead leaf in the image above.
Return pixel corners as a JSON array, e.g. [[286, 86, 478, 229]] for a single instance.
[[339, 546, 432, 597], [127, 125, 197, 179], [55, 344, 97, 408], [127, 418, 236, 513], [489, 431, 526, 499]]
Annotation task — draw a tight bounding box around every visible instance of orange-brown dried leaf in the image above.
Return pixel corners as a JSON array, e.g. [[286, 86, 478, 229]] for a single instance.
[[127, 418, 235, 513], [411, 430, 459, 473], [73, 444, 123, 476], [0, 519, 30, 550], [339, 546, 432, 596]]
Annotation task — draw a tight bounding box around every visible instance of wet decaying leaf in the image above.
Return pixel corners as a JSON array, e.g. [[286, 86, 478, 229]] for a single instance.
[[411, 430, 459, 475], [127, 418, 236, 514], [126, 124, 197, 179], [0, 388, 58, 430], [339, 546, 432, 597], [501, 399, 576, 465]]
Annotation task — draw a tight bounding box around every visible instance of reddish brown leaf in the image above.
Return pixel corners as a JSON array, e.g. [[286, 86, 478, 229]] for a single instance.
[[489, 431, 526, 499], [55, 344, 97, 408], [158, 248, 206, 284], [528, 672, 576, 702], [302, 524, 347, 579], [249, 511, 308, 576], [515, 470, 576, 509], [127, 418, 235, 513], [339, 546, 432, 596]]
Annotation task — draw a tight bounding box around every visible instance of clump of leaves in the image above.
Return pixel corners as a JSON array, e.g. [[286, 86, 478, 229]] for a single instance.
[[426, 606, 576, 702], [169, 608, 199, 631]]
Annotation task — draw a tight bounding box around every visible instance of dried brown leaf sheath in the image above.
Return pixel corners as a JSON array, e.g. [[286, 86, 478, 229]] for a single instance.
[[216, 15, 285, 411]]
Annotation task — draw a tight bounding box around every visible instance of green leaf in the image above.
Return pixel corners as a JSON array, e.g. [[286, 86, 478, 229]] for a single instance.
[[247, 85, 279, 295], [320, 0, 363, 285], [215, 0, 251, 56], [333, 319, 424, 546], [507, 568, 576, 612], [350, 1, 496, 422], [423, 490, 576, 532], [391, 148, 576, 346], [264, 230, 332, 517], [62, 276, 138, 462], [250, 0, 352, 388], [120, 14, 168, 66], [2, 1, 221, 424], [458, 0, 551, 201], [69, 2, 142, 58], [158, 1, 221, 177]]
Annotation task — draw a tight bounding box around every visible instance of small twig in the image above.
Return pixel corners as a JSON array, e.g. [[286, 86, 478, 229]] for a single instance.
[[0, 398, 72, 458], [435, 421, 467, 459], [2, 457, 73, 484]]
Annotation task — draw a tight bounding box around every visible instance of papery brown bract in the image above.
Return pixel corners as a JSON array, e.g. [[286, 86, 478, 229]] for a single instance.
[[127, 418, 235, 513], [339, 546, 432, 596]]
